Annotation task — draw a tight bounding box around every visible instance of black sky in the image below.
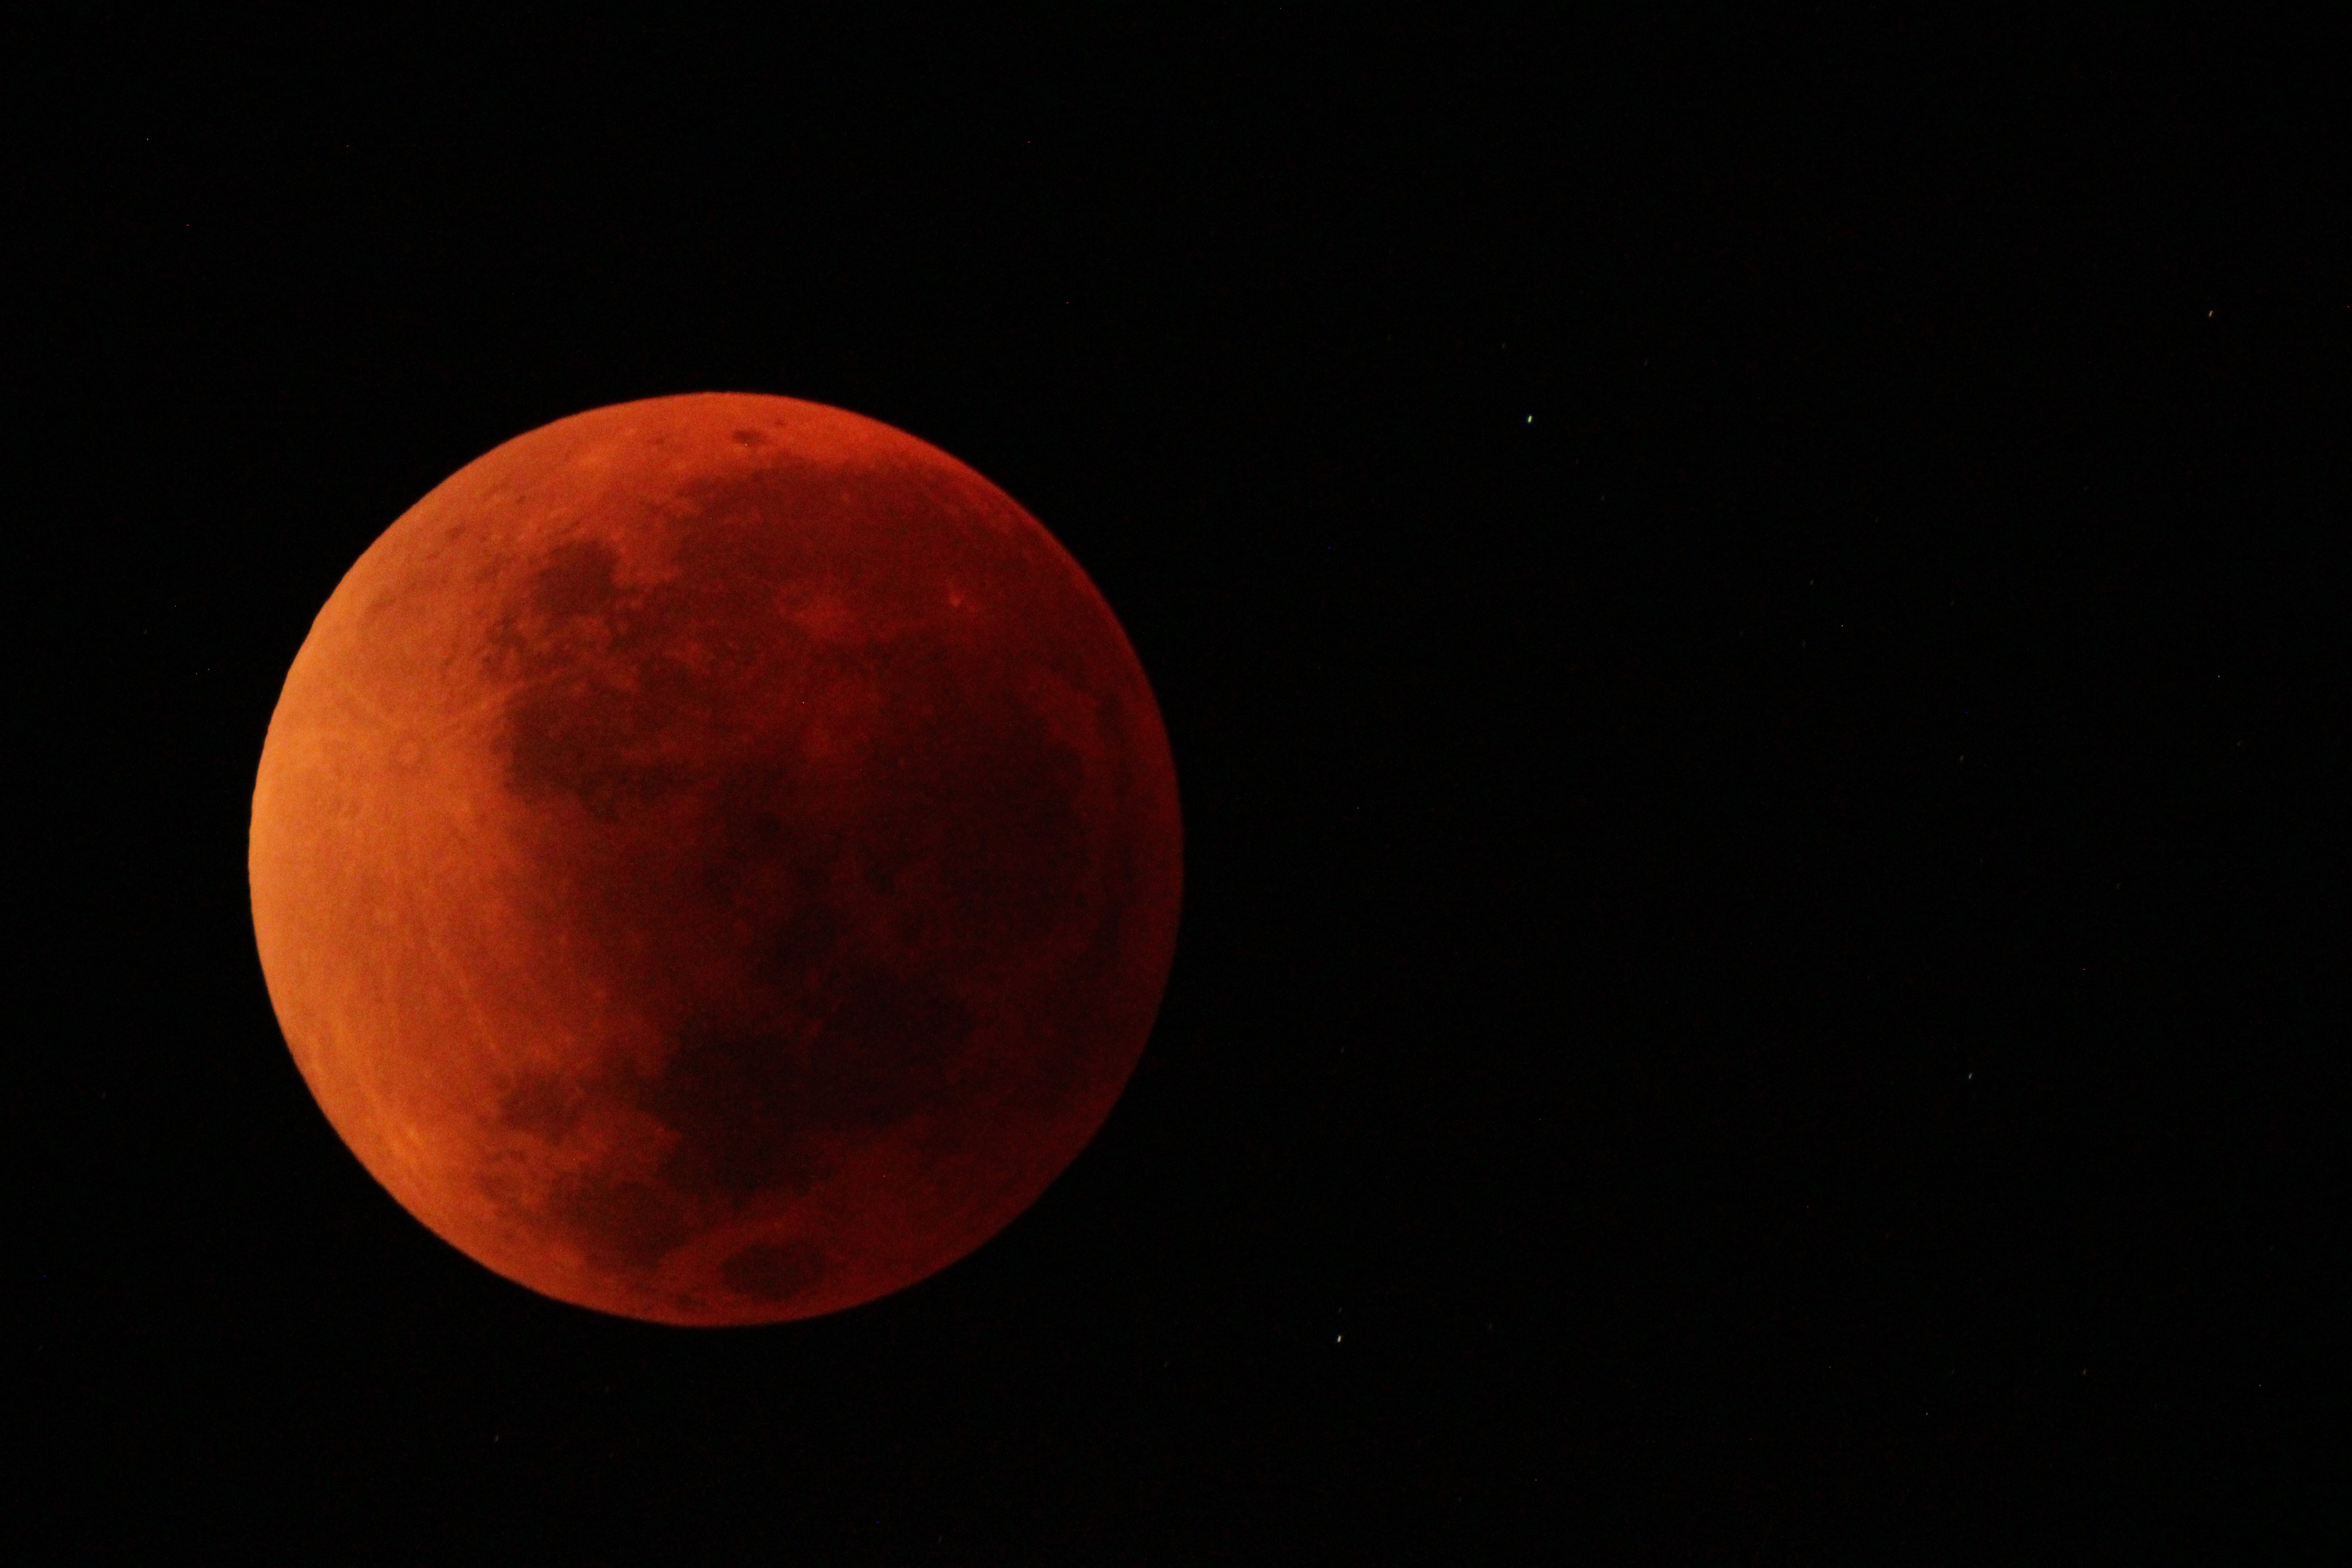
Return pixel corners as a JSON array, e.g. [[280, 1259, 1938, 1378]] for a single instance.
[[19, 16, 2345, 1561]]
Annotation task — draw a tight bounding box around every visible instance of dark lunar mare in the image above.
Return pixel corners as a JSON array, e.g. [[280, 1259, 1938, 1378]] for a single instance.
[[485, 450, 1144, 1302]]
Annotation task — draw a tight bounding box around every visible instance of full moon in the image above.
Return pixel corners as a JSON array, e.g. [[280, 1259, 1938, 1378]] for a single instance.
[[249, 394, 1182, 1326]]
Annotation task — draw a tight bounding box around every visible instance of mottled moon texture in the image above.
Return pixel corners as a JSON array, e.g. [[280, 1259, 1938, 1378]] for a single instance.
[[250, 394, 1181, 1325]]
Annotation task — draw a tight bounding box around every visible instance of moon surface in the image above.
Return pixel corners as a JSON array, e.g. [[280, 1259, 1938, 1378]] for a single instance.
[[249, 394, 1181, 1325]]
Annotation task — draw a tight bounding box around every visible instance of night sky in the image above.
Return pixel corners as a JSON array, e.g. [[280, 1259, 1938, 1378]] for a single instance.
[[22, 17, 2341, 1560]]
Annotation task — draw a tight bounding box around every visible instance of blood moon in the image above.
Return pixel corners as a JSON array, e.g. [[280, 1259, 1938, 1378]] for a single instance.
[[249, 394, 1181, 1326]]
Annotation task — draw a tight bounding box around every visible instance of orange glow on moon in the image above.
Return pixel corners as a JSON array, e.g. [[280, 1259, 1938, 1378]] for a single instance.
[[249, 394, 1181, 1325]]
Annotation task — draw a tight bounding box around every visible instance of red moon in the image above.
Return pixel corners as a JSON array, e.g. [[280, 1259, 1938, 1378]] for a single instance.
[[249, 394, 1181, 1326]]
